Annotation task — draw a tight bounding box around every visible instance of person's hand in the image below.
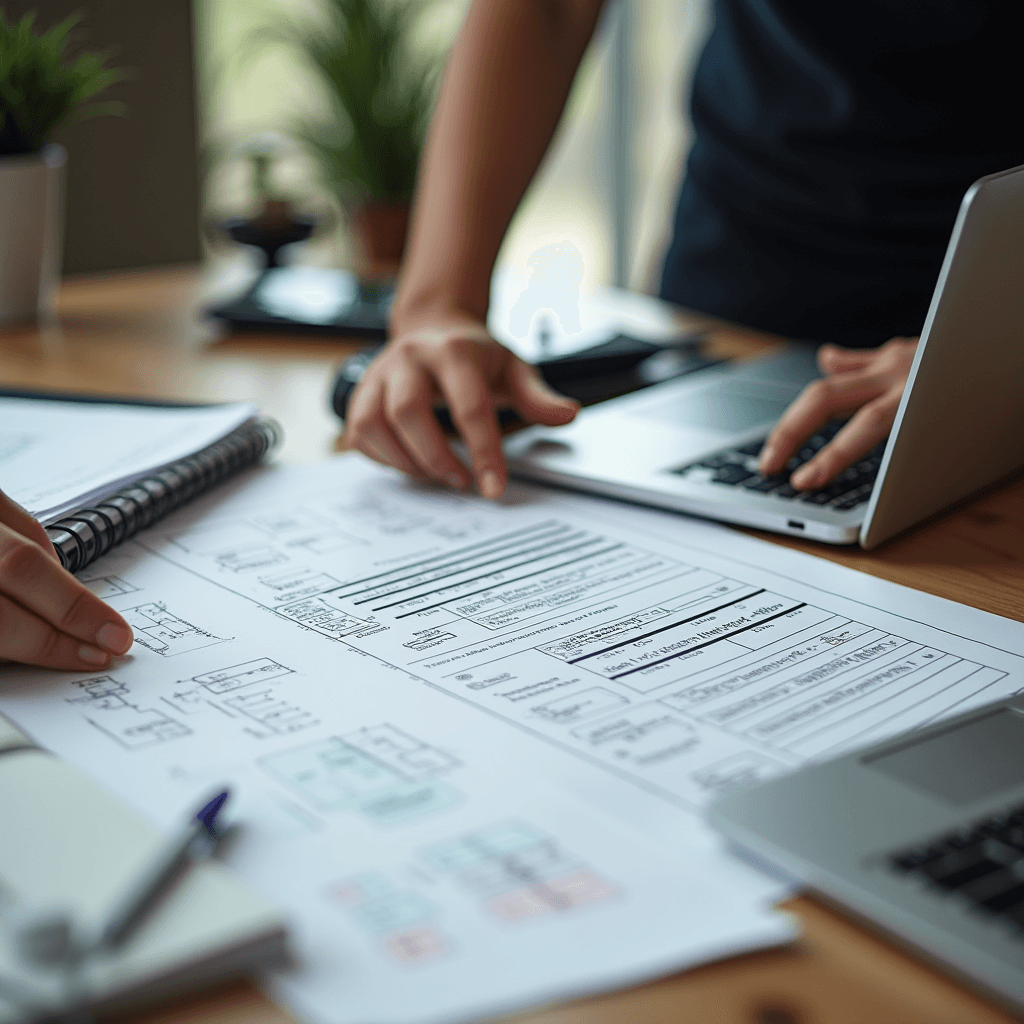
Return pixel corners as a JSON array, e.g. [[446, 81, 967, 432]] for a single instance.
[[759, 337, 919, 489], [342, 313, 580, 498], [0, 490, 133, 670]]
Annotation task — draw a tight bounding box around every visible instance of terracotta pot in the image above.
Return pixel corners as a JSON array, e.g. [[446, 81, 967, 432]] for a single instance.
[[350, 201, 410, 268], [0, 144, 65, 323]]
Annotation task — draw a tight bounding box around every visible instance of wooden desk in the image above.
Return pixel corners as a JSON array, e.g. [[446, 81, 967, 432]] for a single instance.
[[8, 265, 1024, 1024]]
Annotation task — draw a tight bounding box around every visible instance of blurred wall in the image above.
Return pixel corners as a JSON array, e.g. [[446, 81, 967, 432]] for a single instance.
[[5, 1, 202, 275]]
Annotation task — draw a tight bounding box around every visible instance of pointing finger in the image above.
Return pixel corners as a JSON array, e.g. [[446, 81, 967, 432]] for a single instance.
[[385, 365, 473, 489], [506, 360, 579, 426], [0, 527, 134, 655], [438, 355, 507, 499]]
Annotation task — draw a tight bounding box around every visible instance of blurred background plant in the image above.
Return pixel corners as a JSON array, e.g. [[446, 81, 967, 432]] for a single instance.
[[0, 11, 126, 156], [234, 0, 439, 264], [256, 0, 437, 206], [198, 0, 703, 289]]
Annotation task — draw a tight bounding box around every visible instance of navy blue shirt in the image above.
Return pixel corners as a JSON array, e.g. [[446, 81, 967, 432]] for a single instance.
[[660, 0, 1024, 346]]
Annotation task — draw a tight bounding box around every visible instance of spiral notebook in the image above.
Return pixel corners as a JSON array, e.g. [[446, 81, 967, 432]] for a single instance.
[[0, 389, 281, 574]]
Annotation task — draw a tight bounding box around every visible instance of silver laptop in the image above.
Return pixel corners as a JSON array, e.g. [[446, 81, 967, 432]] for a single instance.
[[710, 695, 1024, 1013], [504, 163, 1024, 548]]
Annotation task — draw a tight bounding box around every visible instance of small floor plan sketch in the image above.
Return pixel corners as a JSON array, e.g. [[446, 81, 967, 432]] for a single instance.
[[331, 496, 434, 536], [280, 528, 361, 556], [221, 689, 319, 738], [571, 706, 700, 769], [254, 509, 364, 552], [191, 658, 294, 694], [161, 685, 208, 716], [215, 545, 288, 573], [531, 687, 628, 726], [79, 573, 139, 600], [258, 568, 341, 604], [419, 820, 618, 922], [327, 871, 449, 965], [260, 725, 461, 826], [67, 676, 191, 749], [123, 603, 227, 657]]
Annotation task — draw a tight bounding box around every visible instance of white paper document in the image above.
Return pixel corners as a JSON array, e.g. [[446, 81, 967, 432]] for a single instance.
[[3, 457, 1024, 1022], [0, 396, 256, 522]]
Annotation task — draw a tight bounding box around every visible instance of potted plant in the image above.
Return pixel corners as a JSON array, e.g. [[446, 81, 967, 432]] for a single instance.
[[0, 12, 124, 323], [249, 0, 438, 268]]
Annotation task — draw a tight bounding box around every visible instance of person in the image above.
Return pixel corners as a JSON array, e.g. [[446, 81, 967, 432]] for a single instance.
[[343, 0, 1024, 497], [0, 489, 133, 670]]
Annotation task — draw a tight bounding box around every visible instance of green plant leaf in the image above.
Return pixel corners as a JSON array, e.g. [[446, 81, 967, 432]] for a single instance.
[[0, 11, 129, 155], [241, 0, 441, 205]]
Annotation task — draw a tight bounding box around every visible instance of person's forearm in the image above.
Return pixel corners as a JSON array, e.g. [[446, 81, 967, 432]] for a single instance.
[[392, 0, 605, 331]]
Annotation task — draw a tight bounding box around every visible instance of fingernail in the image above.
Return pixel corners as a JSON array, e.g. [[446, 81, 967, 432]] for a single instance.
[[95, 622, 133, 654], [556, 402, 578, 422], [480, 471, 503, 500], [759, 445, 777, 471], [78, 644, 110, 666], [793, 467, 821, 489]]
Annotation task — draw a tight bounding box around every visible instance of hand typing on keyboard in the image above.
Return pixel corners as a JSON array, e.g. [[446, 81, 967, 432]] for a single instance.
[[758, 337, 919, 489]]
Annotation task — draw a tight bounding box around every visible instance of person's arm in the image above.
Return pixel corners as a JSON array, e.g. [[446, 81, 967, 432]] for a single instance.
[[0, 490, 133, 669], [343, 0, 606, 498], [759, 337, 918, 488]]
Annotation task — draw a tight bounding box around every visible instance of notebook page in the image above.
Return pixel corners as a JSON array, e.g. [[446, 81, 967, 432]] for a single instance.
[[0, 749, 285, 1022], [0, 397, 256, 523]]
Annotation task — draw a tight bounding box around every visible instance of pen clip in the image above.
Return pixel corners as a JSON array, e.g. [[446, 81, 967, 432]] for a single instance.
[[196, 790, 229, 842]]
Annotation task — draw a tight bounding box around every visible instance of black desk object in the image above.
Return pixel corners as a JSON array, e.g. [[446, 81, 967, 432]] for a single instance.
[[330, 334, 720, 428]]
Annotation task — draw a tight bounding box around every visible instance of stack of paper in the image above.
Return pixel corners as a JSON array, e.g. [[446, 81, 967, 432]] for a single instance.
[[5, 456, 1022, 1023], [0, 395, 256, 523]]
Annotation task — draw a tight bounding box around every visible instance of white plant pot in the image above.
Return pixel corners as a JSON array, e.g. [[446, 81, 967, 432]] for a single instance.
[[0, 144, 65, 324]]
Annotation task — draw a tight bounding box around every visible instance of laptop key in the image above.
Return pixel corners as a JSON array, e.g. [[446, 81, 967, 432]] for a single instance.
[[711, 465, 755, 485], [801, 490, 836, 505], [998, 826, 1024, 850], [735, 439, 765, 457], [773, 483, 800, 499], [891, 845, 949, 872], [959, 864, 1024, 913], [1000, 903, 1024, 933], [699, 453, 738, 470], [833, 496, 867, 512], [918, 842, 1010, 889], [833, 485, 874, 511], [744, 474, 788, 493]]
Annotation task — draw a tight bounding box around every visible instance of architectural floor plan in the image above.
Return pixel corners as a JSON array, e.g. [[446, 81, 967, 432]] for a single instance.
[[2, 457, 1023, 1024]]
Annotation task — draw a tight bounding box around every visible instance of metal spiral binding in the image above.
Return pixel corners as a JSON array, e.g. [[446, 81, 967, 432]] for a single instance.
[[46, 417, 282, 574]]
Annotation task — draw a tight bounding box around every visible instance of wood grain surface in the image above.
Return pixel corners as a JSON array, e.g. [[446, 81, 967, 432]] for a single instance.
[[8, 265, 1020, 1024]]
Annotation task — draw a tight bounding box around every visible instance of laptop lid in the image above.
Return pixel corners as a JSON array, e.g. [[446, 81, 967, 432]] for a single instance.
[[860, 164, 1024, 549]]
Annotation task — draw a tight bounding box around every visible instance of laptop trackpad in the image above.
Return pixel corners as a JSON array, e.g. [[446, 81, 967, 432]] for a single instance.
[[640, 381, 795, 433], [866, 708, 1024, 806]]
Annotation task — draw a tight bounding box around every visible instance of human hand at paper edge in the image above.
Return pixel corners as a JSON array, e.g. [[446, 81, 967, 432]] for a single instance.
[[759, 337, 919, 488], [341, 311, 580, 499], [0, 490, 133, 670]]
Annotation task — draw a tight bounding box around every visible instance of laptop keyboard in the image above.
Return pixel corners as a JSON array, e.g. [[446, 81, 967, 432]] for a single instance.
[[890, 803, 1024, 933], [671, 420, 885, 513]]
